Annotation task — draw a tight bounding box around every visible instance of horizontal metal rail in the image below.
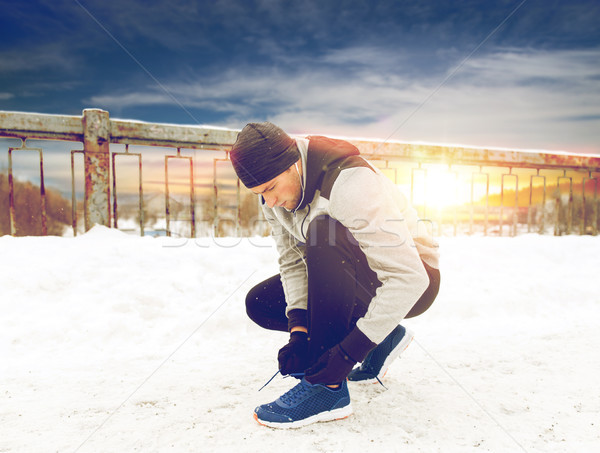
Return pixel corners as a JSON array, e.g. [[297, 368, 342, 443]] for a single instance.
[[0, 110, 238, 150], [355, 139, 600, 172], [3, 110, 600, 170]]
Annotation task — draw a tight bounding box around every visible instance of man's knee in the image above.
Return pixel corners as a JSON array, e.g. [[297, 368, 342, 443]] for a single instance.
[[405, 265, 440, 318], [245, 286, 264, 324]]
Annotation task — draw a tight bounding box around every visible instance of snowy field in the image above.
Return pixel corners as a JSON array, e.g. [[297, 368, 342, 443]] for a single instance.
[[1, 227, 599, 452]]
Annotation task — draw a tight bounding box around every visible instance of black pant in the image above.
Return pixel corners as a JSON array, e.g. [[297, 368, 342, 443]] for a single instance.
[[246, 216, 440, 363]]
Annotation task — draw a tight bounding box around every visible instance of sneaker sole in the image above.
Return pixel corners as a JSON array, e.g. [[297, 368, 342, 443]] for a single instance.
[[351, 328, 415, 384], [253, 404, 353, 429]]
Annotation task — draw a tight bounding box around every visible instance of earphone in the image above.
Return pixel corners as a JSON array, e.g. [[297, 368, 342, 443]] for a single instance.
[[294, 161, 304, 190]]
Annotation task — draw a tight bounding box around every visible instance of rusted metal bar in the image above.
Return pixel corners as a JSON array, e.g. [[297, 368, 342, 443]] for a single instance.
[[500, 170, 519, 237], [110, 119, 237, 150], [190, 154, 196, 238], [165, 148, 195, 238], [355, 139, 600, 172], [470, 170, 490, 236], [138, 150, 144, 236], [70, 150, 84, 236], [0, 111, 238, 150], [165, 155, 171, 237], [213, 157, 238, 237], [0, 111, 83, 142], [528, 171, 546, 234], [8, 148, 17, 235], [2, 110, 600, 171], [111, 152, 118, 230], [554, 173, 573, 236], [582, 173, 598, 235], [83, 109, 111, 230], [224, 150, 241, 235], [38, 150, 47, 235], [111, 144, 144, 235], [8, 145, 47, 236]]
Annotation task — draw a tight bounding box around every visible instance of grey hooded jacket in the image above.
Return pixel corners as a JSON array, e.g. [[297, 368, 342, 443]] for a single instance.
[[262, 135, 439, 358]]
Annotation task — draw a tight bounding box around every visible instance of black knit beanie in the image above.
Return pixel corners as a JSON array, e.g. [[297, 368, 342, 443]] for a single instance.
[[230, 122, 300, 188]]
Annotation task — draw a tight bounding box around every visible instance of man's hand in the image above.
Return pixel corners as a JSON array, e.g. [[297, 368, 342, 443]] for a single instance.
[[305, 344, 356, 385], [278, 330, 309, 375]]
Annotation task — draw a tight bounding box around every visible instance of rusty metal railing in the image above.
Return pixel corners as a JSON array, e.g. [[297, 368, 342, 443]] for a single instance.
[[1, 109, 600, 237]]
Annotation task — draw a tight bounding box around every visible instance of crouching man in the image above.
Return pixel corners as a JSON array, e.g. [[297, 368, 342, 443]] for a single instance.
[[230, 122, 440, 428]]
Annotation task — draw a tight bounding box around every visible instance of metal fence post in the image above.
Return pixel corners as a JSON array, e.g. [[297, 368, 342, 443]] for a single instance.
[[82, 109, 111, 230]]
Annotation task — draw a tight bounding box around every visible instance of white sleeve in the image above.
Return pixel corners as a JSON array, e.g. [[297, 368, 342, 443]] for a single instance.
[[262, 205, 308, 317]]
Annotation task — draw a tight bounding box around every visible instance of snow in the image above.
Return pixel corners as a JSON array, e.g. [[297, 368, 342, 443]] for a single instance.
[[1, 227, 599, 452]]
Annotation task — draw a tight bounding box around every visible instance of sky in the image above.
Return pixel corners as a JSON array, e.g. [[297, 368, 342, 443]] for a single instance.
[[1, 0, 600, 154]]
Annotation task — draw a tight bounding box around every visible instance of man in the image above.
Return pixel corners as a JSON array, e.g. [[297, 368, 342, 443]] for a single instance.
[[230, 122, 440, 429]]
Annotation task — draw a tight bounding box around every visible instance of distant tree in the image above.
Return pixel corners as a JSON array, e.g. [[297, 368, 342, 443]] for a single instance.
[[239, 189, 270, 236], [0, 174, 71, 236], [239, 189, 259, 234]]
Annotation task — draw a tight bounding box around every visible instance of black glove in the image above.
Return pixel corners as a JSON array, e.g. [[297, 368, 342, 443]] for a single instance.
[[305, 344, 356, 385], [277, 331, 309, 376]]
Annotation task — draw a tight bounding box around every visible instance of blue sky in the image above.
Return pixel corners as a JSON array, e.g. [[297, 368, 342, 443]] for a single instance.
[[1, 0, 599, 153]]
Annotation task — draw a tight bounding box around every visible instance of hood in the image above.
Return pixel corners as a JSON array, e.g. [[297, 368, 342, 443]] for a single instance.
[[296, 136, 367, 211]]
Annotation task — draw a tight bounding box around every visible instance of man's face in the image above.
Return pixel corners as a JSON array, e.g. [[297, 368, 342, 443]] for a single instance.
[[250, 161, 302, 211]]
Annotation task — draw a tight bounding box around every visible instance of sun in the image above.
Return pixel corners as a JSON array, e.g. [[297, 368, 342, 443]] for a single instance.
[[403, 167, 469, 210], [427, 169, 463, 209]]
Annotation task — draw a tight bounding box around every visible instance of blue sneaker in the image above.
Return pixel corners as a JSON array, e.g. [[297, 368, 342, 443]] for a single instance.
[[254, 378, 352, 428], [347, 325, 414, 383]]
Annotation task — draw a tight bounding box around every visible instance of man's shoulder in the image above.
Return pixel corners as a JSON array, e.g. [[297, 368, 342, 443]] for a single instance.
[[330, 166, 384, 198], [306, 136, 373, 199]]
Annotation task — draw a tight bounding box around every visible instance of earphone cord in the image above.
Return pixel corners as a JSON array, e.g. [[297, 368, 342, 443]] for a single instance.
[[293, 161, 305, 214]]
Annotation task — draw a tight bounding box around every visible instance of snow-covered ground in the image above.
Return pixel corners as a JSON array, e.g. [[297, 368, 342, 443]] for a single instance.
[[1, 227, 598, 452]]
